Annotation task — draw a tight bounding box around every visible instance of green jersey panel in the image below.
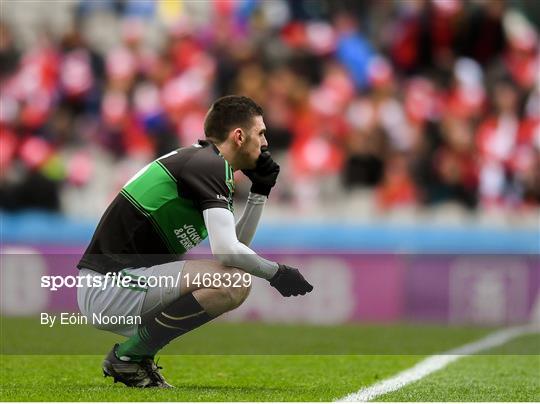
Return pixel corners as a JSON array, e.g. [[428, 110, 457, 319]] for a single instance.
[[122, 161, 208, 255]]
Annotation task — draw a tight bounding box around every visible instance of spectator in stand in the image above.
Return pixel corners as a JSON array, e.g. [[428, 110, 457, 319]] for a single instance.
[[0, 21, 19, 79], [432, 116, 478, 208], [455, 0, 505, 67], [476, 77, 522, 207], [512, 79, 540, 206]]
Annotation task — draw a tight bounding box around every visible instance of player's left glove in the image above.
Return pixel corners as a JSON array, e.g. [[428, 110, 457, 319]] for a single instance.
[[269, 264, 313, 297], [242, 147, 280, 197]]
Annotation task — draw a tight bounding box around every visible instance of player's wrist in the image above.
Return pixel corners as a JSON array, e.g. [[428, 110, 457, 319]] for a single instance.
[[247, 192, 267, 204], [268, 265, 284, 283]]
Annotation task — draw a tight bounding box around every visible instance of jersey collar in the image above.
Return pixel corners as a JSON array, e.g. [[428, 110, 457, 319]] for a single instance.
[[198, 139, 236, 172], [198, 139, 221, 155]]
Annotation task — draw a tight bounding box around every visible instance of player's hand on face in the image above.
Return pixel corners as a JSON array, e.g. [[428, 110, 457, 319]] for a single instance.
[[268, 264, 314, 297], [242, 147, 280, 196]]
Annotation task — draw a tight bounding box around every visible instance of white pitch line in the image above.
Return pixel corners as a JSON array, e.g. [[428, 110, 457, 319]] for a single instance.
[[337, 324, 540, 402]]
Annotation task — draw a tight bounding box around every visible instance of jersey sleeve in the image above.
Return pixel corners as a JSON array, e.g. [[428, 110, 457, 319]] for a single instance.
[[180, 152, 234, 212]]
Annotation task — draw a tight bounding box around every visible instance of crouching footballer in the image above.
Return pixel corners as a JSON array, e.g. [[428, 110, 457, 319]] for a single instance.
[[76, 95, 313, 388]]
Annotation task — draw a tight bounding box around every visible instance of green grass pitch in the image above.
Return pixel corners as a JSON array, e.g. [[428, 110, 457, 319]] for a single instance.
[[1, 318, 538, 401]]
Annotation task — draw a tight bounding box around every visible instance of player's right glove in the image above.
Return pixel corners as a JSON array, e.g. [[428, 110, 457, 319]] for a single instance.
[[242, 147, 280, 196], [269, 264, 314, 297]]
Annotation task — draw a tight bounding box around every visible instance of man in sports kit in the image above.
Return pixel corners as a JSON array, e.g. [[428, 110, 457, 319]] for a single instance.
[[77, 95, 313, 388]]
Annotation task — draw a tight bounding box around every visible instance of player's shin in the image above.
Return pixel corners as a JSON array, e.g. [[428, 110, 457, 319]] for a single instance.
[[116, 292, 212, 361]]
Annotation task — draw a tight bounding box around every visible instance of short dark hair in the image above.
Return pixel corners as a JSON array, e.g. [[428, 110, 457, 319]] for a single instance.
[[204, 95, 264, 143]]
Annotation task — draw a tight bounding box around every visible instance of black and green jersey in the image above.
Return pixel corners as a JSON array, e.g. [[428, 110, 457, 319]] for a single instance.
[[78, 140, 234, 274]]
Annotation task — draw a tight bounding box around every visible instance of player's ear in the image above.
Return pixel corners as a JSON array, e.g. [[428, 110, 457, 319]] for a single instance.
[[231, 128, 245, 147]]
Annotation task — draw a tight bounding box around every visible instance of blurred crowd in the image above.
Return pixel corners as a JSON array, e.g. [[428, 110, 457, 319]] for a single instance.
[[0, 0, 539, 216]]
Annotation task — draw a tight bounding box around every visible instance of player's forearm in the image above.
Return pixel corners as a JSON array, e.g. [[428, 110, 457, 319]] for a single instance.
[[235, 192, 266, 246], [204, 207, 278, 279]]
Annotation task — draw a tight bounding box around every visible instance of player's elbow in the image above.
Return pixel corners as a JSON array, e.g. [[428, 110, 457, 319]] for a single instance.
[[213, 250, 238, 268], [215, 253, 232, 267]]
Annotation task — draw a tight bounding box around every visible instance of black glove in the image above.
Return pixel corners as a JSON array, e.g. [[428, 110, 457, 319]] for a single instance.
[[242, 147, 280, 196], [269, 264, 314, 297]]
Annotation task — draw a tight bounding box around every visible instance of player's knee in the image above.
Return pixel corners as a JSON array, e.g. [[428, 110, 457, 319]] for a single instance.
[[230, 281, 251, 308], [222, 284, 250, 310], [218, 270, 251, 310]]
